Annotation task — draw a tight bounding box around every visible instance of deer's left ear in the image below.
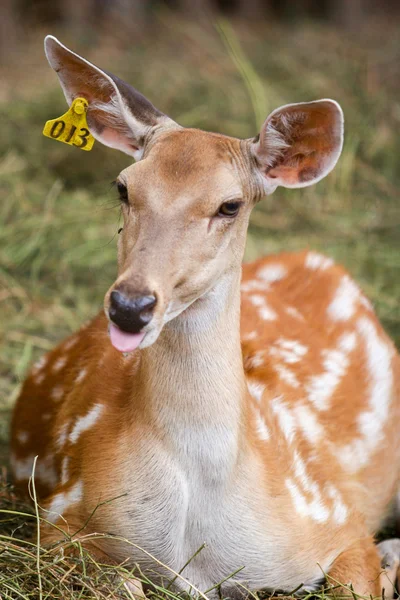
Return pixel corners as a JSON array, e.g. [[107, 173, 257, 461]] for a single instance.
[[251, 100, 343, 194]]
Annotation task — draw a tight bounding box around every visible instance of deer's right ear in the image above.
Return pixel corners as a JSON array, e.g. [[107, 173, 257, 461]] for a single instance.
[[44, 36, 179, 159]]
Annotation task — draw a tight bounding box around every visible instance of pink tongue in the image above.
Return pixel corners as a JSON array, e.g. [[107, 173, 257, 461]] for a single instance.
[[109, 323, 145, 353]]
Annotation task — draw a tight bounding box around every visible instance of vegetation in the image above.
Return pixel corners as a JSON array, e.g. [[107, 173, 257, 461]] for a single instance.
[[0, 14, 399, 598]]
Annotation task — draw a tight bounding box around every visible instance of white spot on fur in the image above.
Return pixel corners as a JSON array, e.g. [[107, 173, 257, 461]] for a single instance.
[[53, 356, 67, 372], [34, 372, 46, 385], [285, 478, 329, 523], [285, 452, 330, 523], [326, 484, 348, 524], [241, 280, 270, 293], [327, 276, 361, 321], [360, 295, 373, 311], [286, 479, 309, 518], [306, 332, 357, 411], [278, 338, 308, 354], [32, 356, 47, 374], [336, 318, 393, 472], [339, 331, 358, 353], [64, 336, 78, 351], [248, 352, 265, 369], [243, 331, 257, 342], [11, 454, 57, 487], [247, 381, 266, 403], [260, 305, 277, 321], [249, 294, 265, 307], [252, 406, 270, 441], [46, 480, 83, 523], [61, 457, 70, 485], [271, 396, 296, 443], [57, 422, 69, 449], [11, 454, 35, 480], [274, 363, 300, 388], [69, 404, 104, 444], [51, 385, 64, 402], [75, 368, 87, 384], [248, 294, 277, 321], [292, 405, 324, 445], [270, 338, 308, 364], [285, 306, 305, 321], [16, 431, 29, 444], [257, 263, 287, 283], [294, 452, 329, 522], [305, 252, 334, 271]]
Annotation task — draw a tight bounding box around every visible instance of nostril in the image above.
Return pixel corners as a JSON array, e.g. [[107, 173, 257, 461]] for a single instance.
[[134, 295, 157, 327], [109, 290, 157, 334], [110, 290, 125, 312], [137, 295, 157, 312]]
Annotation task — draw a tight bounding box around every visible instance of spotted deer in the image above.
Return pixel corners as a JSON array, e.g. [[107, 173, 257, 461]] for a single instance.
[[10, 35, 400, 598]]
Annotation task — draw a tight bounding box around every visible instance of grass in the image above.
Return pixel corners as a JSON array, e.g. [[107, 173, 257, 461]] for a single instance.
[[0, 475, 175, 599], [0, 11, 400, 598]]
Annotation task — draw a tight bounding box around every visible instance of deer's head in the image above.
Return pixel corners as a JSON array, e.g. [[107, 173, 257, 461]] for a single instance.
[[45, 36, 343, 352]]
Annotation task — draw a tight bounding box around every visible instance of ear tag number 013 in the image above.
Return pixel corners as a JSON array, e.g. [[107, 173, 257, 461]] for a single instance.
[[43, 97, 95, 151]]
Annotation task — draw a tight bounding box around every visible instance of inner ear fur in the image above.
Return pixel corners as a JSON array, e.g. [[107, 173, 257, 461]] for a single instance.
[[44, 35, 178, 158], [252, 99, 344, 192]]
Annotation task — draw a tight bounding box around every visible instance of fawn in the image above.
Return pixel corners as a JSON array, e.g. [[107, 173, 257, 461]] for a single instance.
[[10, 35, 400, 598]]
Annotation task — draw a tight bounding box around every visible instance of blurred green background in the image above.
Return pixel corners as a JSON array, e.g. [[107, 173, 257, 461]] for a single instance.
[[1, 0, 400, 467]]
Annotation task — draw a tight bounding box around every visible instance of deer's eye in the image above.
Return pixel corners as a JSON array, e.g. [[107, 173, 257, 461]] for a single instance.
[[117, 182, 128, 204], [217, 201, 242, 218]]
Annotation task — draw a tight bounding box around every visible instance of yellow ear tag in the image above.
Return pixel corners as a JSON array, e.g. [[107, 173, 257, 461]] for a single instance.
[[43, 97, 95, 151]]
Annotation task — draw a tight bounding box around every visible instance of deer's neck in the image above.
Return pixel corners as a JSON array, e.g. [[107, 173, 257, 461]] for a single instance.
[[137, 271, 247, 482]]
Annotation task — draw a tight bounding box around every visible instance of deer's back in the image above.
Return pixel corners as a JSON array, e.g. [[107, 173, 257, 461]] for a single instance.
[[241, 250, 400, 531]]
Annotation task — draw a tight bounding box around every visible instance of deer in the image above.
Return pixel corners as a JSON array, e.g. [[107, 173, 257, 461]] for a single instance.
[[10, 35, 400, 599]]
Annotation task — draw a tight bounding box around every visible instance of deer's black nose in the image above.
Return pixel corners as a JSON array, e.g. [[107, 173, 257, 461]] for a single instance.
[[109, 291, 157, 334]]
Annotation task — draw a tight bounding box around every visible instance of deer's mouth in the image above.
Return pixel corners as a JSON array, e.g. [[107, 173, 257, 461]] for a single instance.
[[108, 323, 146, 352]]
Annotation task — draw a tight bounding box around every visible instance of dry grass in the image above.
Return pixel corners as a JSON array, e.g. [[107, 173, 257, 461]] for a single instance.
[[0, 12, 400, 598]]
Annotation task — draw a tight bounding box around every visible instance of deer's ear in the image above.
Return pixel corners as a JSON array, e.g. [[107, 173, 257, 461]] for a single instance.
[[44, 35, 179, 159], [251, 100, 343, 194]]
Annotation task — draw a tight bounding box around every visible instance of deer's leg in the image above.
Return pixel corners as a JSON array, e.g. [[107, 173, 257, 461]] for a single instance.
[[326, 537, 381, 598], [377, 539, 400, 600]]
